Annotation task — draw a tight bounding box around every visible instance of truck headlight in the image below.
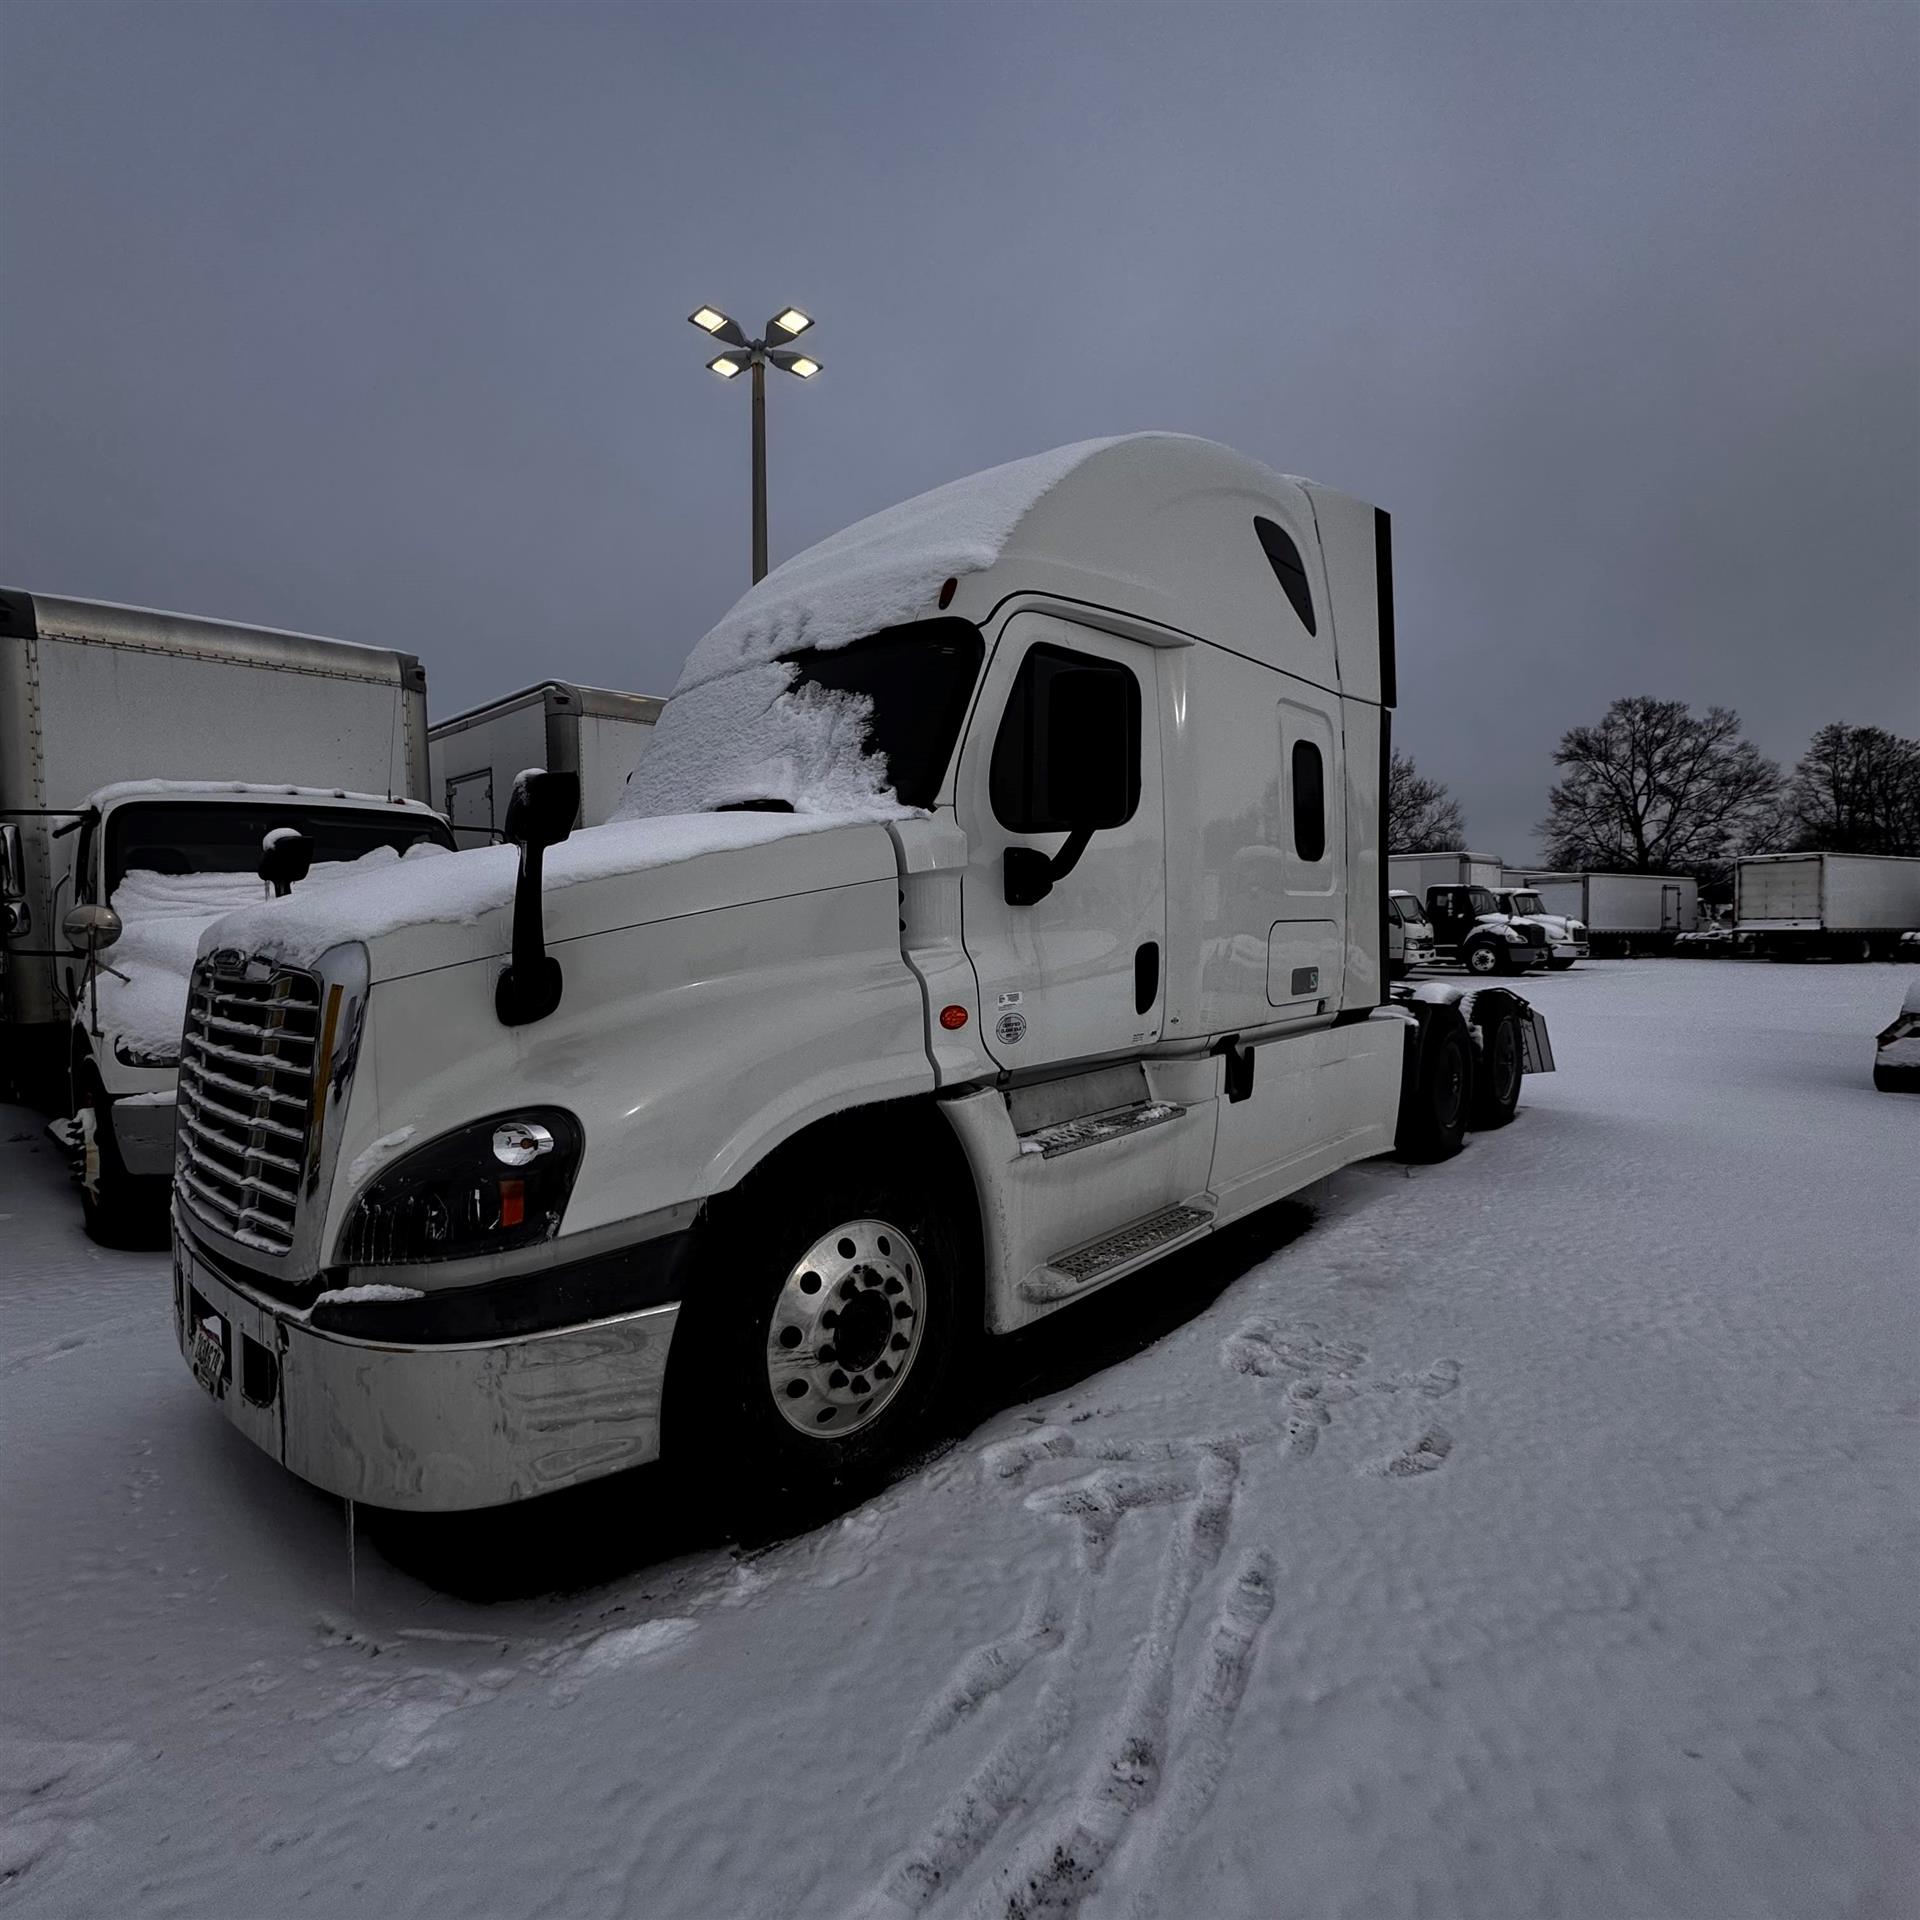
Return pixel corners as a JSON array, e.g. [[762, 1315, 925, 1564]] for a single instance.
[[338, 1108, 583, 1265]]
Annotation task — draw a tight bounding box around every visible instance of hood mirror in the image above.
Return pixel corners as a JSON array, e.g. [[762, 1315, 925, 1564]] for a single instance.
[[496, 769, 580, 1028], [62, 902, 123, 954], [259, 829, 314, 899]]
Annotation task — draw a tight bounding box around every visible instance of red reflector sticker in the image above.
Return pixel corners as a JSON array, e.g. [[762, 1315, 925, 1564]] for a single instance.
[[939, 1005, 969, 1030], [499, 1178, 526, 1228]]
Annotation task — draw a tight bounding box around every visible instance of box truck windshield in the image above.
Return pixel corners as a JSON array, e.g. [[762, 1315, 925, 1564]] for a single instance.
[[102, 800, 450, 893]]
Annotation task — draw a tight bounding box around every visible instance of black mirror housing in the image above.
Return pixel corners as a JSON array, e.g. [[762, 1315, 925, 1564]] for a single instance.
[[503, 770, 579, 850], [258, 830, 314, 899]]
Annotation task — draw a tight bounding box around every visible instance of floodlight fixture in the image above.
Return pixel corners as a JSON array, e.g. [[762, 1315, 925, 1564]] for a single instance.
[[690, 300, 823, 582]]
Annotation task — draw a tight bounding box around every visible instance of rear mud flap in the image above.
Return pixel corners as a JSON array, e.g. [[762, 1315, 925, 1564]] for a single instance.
[[1520, 1009, 1555, 1074]]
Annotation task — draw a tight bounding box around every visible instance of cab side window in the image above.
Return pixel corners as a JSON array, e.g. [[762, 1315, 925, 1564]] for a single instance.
[[1290, 739, 1326, 862], [990, 643, 1141, 833]]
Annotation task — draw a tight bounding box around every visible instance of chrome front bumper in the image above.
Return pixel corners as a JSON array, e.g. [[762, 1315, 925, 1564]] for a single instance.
[[172, 1221, 678, 1511]]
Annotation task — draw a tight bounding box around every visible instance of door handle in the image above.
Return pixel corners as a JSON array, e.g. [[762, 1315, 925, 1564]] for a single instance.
[[1134, 941, 1159, 1016]]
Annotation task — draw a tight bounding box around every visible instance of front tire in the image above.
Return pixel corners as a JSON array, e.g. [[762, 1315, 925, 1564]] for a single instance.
[[668, 1141, 970, 1514], [1465, 941, 1502, 976], [75, 1067, 168, 1250]]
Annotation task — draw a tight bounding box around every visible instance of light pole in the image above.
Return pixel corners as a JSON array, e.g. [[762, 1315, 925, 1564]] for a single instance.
[[689, 304, 821, 584]]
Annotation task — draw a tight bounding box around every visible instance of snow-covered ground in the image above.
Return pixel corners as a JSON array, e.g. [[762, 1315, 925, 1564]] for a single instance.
[[4, 961, 1916, 1919]]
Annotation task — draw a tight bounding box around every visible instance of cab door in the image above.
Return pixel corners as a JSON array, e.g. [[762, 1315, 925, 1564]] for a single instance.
[[1265, 696, 1345, 1015], [957, 613, 1165, 1072]]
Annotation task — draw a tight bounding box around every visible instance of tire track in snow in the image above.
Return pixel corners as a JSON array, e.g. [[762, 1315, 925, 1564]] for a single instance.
[[959, 1449, 1241, 1920], [908, 1576, 1065, 1749]]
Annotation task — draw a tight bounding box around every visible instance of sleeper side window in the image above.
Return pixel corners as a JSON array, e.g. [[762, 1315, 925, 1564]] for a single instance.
[[1254, 516, 1317, 635], [1290, 739, 1327, 862], [990, 643, 1142, 834]]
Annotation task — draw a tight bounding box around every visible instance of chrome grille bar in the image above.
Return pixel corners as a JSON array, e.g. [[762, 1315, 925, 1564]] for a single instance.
[[174, 957, 323, 1254]]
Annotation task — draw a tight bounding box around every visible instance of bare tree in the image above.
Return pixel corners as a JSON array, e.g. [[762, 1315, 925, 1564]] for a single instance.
[[1540, 697, 1784, 875], [1386, 749, 1466, 851], [1788, 722, 1920, 854]]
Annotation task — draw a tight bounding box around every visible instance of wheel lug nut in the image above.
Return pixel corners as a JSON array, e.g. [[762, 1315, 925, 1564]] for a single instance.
[[873, 1361, 893, 1380], [889, 1333, 909, 1352], [828, 1369, 848, 1389], [883, 1277, 902, 1296], [849, 1375, 870, 1395], [820, 1309, 839, 1328]]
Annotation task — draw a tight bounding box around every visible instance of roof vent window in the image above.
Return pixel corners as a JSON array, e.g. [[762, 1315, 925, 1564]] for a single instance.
[[1254, 517, 1317, 636]]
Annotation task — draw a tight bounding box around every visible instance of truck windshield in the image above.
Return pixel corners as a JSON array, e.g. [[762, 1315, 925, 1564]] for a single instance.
[[783, 618, 984, 810], [104, 801, 453, 896], [1507, 892, 1545, 916], [1466, 887, 1499, 916]]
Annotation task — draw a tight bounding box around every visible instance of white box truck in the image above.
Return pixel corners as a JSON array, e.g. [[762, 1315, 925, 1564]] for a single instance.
[[428, 681, 664, 850], [0, 589, 453, 1241], [1505, 870, 1698, 956], [166, 434, 1553, 1515], [1736, 853, 1920, 960]]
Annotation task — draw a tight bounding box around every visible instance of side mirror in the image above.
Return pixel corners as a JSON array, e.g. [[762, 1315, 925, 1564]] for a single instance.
[[496, 769, 581, 1028], [503, 769, 579, 851], [0, 822, 27, 937], [259, 829, 314, 898], [62, 902, 123, 954]]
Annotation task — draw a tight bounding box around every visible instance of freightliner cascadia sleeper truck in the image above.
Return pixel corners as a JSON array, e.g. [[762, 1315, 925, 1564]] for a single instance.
[[167, 435, 1552, 1512]]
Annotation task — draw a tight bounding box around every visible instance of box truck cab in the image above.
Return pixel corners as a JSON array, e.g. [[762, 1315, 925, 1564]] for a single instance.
[[62, 782, 451, 1240], [1386, 888, 1436, 976], [0, 589, 450, 1242], [168, 435, 1552, 1514], [1487, 886, 1588, 968], [1386, 851, 1550, 973]]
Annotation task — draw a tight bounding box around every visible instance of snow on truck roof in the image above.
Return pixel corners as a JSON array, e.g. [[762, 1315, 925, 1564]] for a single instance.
[[86, 779, 436, 812], [621, 433, 1382, 820], [664, 433, 1359, 694]]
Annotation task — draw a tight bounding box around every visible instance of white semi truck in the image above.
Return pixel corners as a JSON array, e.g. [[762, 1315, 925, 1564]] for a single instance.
[[0, 590, 452, 1241], [428, 680, 665, 850], [1736, 852, 1920, 960], [168, 435, 1553, 1514], [1505, 869, 1698, 956]]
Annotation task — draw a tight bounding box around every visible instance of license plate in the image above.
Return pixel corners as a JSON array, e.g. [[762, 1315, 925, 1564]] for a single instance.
[[190, 1313, 229, 1399]]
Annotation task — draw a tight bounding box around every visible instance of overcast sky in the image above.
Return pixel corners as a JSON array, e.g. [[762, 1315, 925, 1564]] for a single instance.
[[3, 1, 1915, 860]]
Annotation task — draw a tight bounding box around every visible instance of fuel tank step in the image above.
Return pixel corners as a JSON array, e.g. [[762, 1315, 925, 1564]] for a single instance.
[[1020, 1201, 1215, 1304], [1016, 1100, 1185, 1161]]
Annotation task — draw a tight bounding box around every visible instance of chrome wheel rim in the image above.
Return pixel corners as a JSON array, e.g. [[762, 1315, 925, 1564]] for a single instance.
[[765, 1218, 927, 1438]]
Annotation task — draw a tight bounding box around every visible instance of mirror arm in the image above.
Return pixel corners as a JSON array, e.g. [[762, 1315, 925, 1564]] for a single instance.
[[1003, 823, 1096, 907], [496, 836, 563, 1026]]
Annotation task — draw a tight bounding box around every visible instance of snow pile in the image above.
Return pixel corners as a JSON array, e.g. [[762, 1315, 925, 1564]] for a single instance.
[[200, 810, 882, 968], [619, 437, 1125, 820], [308, 1284, 424, 1308]]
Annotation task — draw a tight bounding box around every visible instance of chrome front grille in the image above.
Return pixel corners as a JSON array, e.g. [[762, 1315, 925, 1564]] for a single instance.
[[175, 956, 323, 1254]]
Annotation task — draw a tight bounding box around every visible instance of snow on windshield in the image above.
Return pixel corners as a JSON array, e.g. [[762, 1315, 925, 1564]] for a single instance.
[[98, 855, 428, 1058], [619, 437, 1124, 820]]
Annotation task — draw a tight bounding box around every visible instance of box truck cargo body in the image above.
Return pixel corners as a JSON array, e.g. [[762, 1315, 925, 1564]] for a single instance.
[[0, 589, 450, 1236], [1505, 870, 1699, 954], [167, 434, 1554, 1518], [429, 682, 664, 849], [1736, 853, 1920, 959]]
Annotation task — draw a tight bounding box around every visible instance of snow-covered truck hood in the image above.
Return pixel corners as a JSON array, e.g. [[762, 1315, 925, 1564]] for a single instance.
[[197, 812, 905, 984]]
